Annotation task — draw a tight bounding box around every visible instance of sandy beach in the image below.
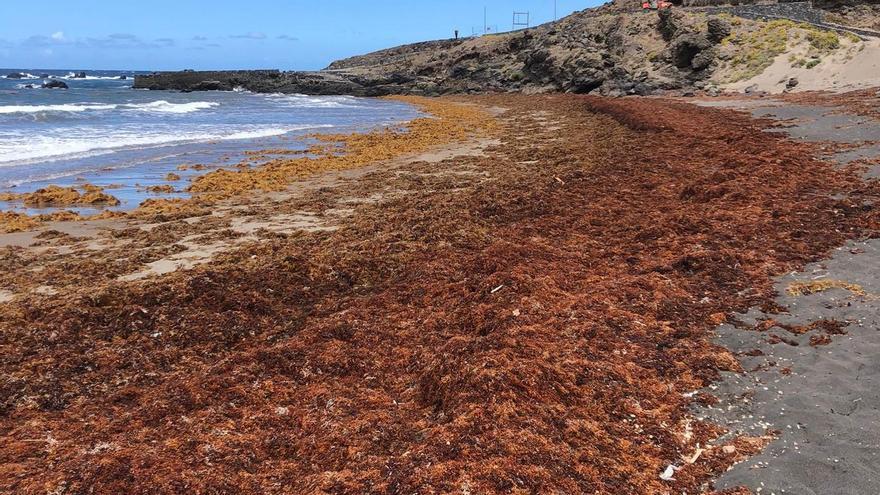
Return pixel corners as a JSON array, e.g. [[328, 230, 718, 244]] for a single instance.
[[0, 91, 878, 493]]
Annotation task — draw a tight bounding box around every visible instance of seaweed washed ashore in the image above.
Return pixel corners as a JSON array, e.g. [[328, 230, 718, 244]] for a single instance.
[[2, 94, 879, 493], [0, 96, 496, 233]]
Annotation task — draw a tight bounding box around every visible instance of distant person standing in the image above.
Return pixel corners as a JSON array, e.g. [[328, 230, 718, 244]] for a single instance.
[[454, 30, 459, 40]]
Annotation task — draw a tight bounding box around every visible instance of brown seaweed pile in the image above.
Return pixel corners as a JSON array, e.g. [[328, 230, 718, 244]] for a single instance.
[[188, 97, 496, 198], [0, 97, 492, 232], [0, 94, 878, 494], [7, 185, 120, 207]]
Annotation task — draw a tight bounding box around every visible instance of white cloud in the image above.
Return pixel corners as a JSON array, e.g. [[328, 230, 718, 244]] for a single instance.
[[230, 32, 267, 40], [51, 31, 65, 41]]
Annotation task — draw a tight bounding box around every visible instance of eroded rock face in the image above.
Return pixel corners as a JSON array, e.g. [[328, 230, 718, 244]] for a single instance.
[[135, 10, 728, 97], [707, 16, 732, 43], [658, 8, 687, 41]]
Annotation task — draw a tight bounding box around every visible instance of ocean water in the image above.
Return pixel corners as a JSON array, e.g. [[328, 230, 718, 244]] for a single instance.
[[0, 69, 420, 213]]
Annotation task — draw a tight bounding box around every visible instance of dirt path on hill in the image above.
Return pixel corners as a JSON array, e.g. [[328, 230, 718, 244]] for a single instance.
[[2, 94, 879, 494]]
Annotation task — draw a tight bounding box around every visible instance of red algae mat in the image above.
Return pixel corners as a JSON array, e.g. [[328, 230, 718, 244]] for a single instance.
[[2, 94, 879, 494]]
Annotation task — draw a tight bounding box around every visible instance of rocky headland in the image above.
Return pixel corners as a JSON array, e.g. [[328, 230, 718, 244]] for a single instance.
[[134, 1, 879, 97]]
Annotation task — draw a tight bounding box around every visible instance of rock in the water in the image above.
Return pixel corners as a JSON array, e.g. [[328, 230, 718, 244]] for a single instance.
[[23, 84, 35, 89], [42, 80, 69, 89], [191, 80, 229, 91], [72, 72, 87, 79], [118, 75, 127, 80], [6, 73, 26, 79], [707, 16, 732, 44], [39, 73, 50, 79]]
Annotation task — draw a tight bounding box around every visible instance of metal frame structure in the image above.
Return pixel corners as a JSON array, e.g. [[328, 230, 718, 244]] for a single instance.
[[512, 11, 530, 30]]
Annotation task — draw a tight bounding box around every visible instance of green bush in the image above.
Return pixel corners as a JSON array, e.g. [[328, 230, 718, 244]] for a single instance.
[[807, 30, 840, 50]]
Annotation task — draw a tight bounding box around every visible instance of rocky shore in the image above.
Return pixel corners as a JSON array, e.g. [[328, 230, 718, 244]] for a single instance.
[[134, 8, 736, 97], [132, 70, 411, 96], [134, 2, 876, 98]]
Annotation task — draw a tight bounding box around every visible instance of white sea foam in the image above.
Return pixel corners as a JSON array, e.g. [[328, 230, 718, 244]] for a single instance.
[[4, 72, 132, 80], [265, 93, 362, 109], [123, 100, 219, 114], [60, 72, 128, 80], [0, 103, 119, 114], [3, 73, 39, 80], [0, 124, 333, 166], [0, 100, 219, 115], [225, 128, 301, 140]]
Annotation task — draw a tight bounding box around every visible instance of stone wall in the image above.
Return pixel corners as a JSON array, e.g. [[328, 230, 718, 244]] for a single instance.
[[696, 1, 880, 37]]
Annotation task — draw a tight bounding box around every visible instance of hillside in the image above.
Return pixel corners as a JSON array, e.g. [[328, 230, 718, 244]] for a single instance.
[[135, 2, 880, 96], [326, 4, 876, 96]]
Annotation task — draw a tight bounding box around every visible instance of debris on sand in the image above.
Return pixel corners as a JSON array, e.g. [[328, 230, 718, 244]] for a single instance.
[[188, 97, 496, 198], [0, 211, 40, 233], [5, 185, 120, 207], [0, 94, 877, 494], [131, 198, 210, 220], [144, 184, 176, 194], [786, 279, 867, 297]]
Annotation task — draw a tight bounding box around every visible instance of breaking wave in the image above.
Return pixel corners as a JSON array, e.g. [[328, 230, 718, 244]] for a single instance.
[[0, 124, 333, 166], [0, 100, 219, 115]]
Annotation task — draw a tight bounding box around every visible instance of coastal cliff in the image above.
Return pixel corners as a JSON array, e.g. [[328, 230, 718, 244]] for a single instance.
[[135, 1, 878, 96], [134, 8, 717, 96]]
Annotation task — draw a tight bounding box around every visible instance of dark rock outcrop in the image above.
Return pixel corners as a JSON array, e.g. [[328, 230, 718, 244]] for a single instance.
[[658, 9, 687, 41], [670, 32, 713, 68], [71, 72, 87, 79], [190, 80, 228, 91], [132, 8, 747, 97], [134, 70, 401, 96], [41, 80, 69, 89], [6, 73, 26, 79], [707, 16, 732, 43]]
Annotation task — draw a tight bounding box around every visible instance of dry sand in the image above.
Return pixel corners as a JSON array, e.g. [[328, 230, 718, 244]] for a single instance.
[[724, 39, 880, 94]]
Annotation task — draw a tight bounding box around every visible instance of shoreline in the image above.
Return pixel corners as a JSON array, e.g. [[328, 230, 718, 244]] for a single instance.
[[1, 91, 879, 493], [0, 96, 490, 233]]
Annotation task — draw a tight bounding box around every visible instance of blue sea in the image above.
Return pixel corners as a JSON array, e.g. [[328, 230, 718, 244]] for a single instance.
[[0, 69, 419, 213]]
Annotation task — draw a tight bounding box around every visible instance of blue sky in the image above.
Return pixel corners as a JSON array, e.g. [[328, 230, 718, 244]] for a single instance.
[[0, 0, 603, 71]]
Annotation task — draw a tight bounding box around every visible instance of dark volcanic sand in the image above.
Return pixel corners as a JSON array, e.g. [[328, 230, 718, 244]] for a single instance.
[[694, 92, 880, 494], [2, 93, 880, 494], [707, 239, 880, 495]]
